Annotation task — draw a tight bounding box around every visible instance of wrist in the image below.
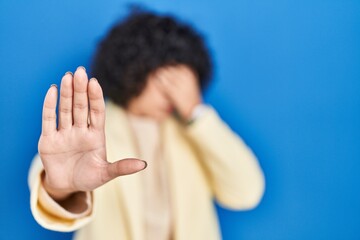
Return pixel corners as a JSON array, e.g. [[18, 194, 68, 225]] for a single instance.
[[181, 99, 202, 121], [41, 171, 74, 201], [186, 103, 209, 125], [176, 103, 209, 126]]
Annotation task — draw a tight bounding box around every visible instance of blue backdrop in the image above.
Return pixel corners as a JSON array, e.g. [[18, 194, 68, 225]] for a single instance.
[[0, 0, 359, 239]]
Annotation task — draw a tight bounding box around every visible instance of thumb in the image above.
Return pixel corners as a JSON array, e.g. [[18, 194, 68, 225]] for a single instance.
[[103, 158, 147, 183]]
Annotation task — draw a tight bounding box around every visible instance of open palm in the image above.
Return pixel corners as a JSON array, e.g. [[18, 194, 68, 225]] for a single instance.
[[38, 67, 146, 200]]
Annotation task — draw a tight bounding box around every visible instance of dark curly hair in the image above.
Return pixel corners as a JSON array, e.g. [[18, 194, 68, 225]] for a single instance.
[[91, 8, 213, 108]]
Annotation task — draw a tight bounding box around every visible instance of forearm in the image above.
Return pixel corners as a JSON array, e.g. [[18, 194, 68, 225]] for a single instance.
[[29, 155, 93, 231], [186, 107, 265, 210]]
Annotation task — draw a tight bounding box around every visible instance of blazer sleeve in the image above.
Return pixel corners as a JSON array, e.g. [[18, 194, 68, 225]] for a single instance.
[[28, 154, 94, 232], [185, 106, 265, 210]]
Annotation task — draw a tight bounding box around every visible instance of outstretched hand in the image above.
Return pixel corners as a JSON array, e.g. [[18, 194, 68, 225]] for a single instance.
[[38, 67, 147, 201]]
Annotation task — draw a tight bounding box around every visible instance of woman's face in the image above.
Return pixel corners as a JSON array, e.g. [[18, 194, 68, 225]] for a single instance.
[[126, 67, 175, 121]]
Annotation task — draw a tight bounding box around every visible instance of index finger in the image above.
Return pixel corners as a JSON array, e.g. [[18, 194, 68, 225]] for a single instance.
[[42, 85, 58, 136]]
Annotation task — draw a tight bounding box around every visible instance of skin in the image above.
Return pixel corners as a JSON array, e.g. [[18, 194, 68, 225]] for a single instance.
[[127, 64, 202, 121], [39, 64, 202, 203]]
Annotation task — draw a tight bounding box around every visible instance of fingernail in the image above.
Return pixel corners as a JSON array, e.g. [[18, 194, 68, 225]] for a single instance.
[[65, 71, 73, 76], [50, 84, 58, 89], [90, 77, 98, 82], [77, 66, 86, 72], [142, 160, 148, 169]]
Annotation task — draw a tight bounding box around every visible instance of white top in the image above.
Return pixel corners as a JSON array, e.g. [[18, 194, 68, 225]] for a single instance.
[[128, 113, 173, 240]]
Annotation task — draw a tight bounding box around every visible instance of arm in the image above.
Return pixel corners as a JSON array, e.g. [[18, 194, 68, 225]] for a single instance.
[[186, 106, 265, 210], [155, 65, 265, 210], [28, 155, 93, 232], [29, 67, 146, 231]]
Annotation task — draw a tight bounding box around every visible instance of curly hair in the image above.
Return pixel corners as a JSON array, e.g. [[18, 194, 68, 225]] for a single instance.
[[91, 8, 213, 108]]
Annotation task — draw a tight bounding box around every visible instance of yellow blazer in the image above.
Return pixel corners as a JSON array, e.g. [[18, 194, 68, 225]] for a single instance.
[[29, 101, 265, 240]]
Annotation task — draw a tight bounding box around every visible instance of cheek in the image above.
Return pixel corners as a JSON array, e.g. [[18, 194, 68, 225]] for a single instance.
[[148, 83, 170, 107], [150, 95, 169, 114]]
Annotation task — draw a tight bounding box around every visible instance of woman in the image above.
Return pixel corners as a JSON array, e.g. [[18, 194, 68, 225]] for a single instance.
[[29, 9, 265, 240]]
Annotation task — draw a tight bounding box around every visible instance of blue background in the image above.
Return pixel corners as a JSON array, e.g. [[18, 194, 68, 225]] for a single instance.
[[0, 0, 359, 239]]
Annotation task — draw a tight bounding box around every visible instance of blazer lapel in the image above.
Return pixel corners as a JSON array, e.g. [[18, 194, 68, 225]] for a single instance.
[[105, 101, 144, 240], [162, 119, 186, 240]]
